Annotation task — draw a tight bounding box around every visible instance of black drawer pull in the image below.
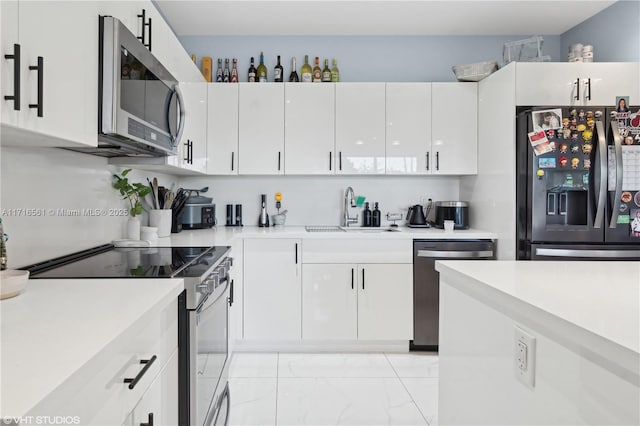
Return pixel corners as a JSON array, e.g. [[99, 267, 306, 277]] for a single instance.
[[140, 412, 154, 426], [362, 268, 365, 290], [29, 56, 43, 117], [4, 43, 20, 110], [351, 268, 354, 289], [124, 355, 157, 390]]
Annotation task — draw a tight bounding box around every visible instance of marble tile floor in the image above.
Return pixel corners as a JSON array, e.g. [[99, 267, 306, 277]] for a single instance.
[[227, 352, 439, 426]]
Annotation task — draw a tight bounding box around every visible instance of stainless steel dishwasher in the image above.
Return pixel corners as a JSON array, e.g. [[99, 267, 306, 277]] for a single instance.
[[412, 239, 496, 351]]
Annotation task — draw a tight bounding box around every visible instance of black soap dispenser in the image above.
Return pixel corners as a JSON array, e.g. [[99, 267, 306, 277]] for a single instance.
[[372, 202, 381, 227], [363, 202, 372, 227]]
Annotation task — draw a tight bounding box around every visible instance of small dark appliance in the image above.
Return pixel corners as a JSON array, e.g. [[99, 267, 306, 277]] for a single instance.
[[407, 204, 428, 227], [432, 201, 469, 229]]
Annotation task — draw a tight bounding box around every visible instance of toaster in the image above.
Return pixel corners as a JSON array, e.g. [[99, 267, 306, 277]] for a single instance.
[[180, 196, 216, 229]]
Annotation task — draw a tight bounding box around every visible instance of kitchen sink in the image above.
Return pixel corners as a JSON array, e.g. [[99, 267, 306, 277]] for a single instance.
[[304, 226, 399, 233]]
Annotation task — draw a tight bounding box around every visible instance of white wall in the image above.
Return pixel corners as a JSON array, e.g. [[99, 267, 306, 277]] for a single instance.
[[0, 146, 177, 268], [179, 175, 460, 227]]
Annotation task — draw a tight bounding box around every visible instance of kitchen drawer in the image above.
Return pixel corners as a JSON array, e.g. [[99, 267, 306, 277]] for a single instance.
[[29, 299, 178, 425], [302, 239, 412, 264]]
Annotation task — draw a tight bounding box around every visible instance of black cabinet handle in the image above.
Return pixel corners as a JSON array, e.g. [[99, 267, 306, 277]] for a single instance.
[[140, 413, 154, 426], [362, 268, 365, 290], [147, 18, 152, 52], [586, 78, 591, 101], [339, 151, 342, 170], [329, 151, 332, 171], [228, 279, 234, 306], [435, 151, 439, 171], [4, 43, 20, 110], [124, 355, 157, 390], [28, 56, 43, 117], [295, 243, 298, 264], [231, 152, 235, 171], [351, 268, 354, 289], [189, 140, 194, 164], [184, 140, 190, 162], [278, 151, 281, 171], [426, 152, 429, 171], [137, 10, 152, 51], [574, 77, 580, 101], [137, 9, 147, 46]]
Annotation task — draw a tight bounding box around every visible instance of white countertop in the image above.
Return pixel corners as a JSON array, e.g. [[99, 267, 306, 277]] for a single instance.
[[160, 225, 497, 247], [435, 260, 640, 358], [0, 277, 184, 419]]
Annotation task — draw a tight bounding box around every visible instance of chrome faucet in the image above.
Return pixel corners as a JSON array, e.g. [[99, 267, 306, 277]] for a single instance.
[[343, 186, 359, 227]]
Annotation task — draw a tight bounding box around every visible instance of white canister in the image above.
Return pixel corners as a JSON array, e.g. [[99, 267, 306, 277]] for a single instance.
[[140, 226, 158, 241], [126, 216, 141, 240], [582, 45, 594, 62], [149, 209, 172, 237]]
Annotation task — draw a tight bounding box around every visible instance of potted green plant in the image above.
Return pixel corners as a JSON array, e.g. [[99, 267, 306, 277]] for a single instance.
[[112, 169, 151, 239]]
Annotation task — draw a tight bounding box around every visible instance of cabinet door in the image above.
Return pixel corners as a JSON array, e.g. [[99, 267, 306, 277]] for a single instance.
[[335, 83, 386, 174], [99, 0, 148, 38], [207, 84, 239, 175], [238, 84, 285, 175], [579, 62, 640, 105], [357, 264, 412, 340], [302, 264, 357, 340], [284, 83, 335, 174], [385, 83, 432, 175], [179, 82, 208, 173], [243, 239, 301, 340], [132, 349, 179, 426], [431, 83, 477, 175], [1, 0, 19, 126], [18, 1, 98, 147], [516, 62, 640, 106]]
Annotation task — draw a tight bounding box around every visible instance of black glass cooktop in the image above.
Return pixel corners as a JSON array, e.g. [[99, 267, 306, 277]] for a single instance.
[[24, 244, 229, 279]]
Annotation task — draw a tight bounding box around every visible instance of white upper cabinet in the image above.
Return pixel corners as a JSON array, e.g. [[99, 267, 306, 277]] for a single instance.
[[385, 83, 432, 175], [285, 83, 336, 175], [177, 82, 208, 173], [431, 83, 478, 175], [515, 63, 640, 106], [1, 0, 19, 126], [335, 83, 386, 174], [238, 83, 285, 175], [207, 84, 239, 175], [1, 1, 100, 147]]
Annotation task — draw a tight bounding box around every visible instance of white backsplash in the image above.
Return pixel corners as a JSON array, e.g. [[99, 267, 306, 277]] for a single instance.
[[179, 175, 460, 227], [0, 146, 177, 267]]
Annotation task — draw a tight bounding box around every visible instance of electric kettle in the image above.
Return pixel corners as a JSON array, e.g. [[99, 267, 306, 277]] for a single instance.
[[406, 204, 427, 227]]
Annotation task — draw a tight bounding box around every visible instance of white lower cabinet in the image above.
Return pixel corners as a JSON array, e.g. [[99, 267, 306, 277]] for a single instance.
[[243, 238, 301, 340], [302, 263, 413, 340]]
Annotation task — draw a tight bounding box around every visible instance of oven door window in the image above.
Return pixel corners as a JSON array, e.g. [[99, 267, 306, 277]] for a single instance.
[[195, 283, 229, 426]]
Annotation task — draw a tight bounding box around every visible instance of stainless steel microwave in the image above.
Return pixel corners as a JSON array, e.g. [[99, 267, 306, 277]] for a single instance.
[[91, 16, 183, 157]]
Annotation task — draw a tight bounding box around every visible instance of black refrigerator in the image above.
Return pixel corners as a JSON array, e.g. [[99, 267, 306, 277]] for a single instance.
[[516, 104, 640, 260]]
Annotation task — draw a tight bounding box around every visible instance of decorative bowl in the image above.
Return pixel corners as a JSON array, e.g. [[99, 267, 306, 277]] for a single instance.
[[0, 269, 29, 300]]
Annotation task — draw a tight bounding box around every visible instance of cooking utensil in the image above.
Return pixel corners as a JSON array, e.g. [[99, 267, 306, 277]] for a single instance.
[[164, 191, 174, 209], [152, 177, 159, 209], [147, 178, 157, 209]]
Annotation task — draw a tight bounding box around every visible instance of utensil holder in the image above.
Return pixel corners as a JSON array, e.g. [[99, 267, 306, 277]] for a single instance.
[[149, 209, 172, 237]]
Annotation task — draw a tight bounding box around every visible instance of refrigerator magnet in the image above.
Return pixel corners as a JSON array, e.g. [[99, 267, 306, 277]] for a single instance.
[[562, 128, 571, 139], [559, 156, 568, 168], [571, 132, 579, 141], [562, 117, 570, 128], [621, 192, 633, 203], [538, 158, 556, 169], [620, 203, 629, 213], [582, 130, 593, 141], [583, 159, 591, 169], [577, 124, 587, 132], [559, 143, 569, 153], [582, 144, 593, 154], [634, 192, 640, 207], [578, 110, 586, 121], [587, 119, 595, 131], [624, 136, 634, 145], [528, 130, 554, 156], [570, 143, 580, 153], [532, 109, 562, 131], [571, 158, 580, 169]]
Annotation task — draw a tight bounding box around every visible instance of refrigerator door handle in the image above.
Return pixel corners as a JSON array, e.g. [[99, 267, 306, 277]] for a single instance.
[[536, 248, 640, 258], [609, 121, 624, 229], [558, 192, 567, 215], [547, 192, 557, 215], [593, 120, 607, 228]]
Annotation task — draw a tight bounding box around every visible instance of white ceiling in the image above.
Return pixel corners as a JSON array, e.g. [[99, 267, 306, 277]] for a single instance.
[[155, 0, 616, 36]]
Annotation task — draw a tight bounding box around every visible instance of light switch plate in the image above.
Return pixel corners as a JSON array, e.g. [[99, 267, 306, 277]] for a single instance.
[[514, 326, 536, 388]]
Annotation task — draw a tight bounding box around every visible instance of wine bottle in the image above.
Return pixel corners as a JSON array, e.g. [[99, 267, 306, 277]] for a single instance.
[[288, 57, 300, 82], [301, 55, 312, 83], [274, 55, 284, 82], [257, 51, 268, 82], [223, 58, 230, 83], [312, 56, 322, 82], [247, 57, 256, 82], [331, 58, 340, 82], [321, 59, 331, 82], [230, 58, 239, 83], [216, 58, 223, 83]]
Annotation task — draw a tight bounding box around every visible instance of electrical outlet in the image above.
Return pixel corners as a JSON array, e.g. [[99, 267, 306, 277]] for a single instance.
[[514, 326, 536, 388]]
